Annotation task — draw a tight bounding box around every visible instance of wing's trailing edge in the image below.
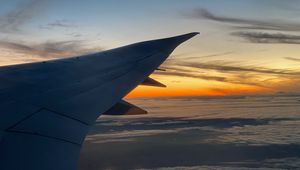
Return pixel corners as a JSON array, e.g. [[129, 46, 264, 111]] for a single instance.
[[0, 32, 199, 170]]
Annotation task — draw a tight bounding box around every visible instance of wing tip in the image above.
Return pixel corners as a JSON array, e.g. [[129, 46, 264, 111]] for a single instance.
[[159, 32, 199, 49], [175, 32, 200, 42]]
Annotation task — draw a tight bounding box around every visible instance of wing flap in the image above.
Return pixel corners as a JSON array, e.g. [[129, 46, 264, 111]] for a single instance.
[[140, 77, 166, 87], [103, 100, 147, 115]]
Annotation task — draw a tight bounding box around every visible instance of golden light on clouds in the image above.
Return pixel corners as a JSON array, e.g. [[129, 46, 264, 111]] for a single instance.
[[126, 75, 272, 98], [0, 45, 298, 98]]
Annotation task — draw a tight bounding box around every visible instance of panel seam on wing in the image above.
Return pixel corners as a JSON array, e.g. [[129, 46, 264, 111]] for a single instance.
[[4, 130, 81, 146], [5, 107, 90, 145], [7, 107, 89, 131], [42, 108, 90, 126], [6, 108, 44, 130]]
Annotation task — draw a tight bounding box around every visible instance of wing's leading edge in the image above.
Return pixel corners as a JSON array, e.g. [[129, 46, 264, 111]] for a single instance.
[[0, 32, 199, 170]]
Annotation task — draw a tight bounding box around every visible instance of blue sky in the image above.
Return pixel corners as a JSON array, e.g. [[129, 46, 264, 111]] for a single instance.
[[2, 0, 300, 45], [1, 0, 300, 96], [3, 0, 299, 43]]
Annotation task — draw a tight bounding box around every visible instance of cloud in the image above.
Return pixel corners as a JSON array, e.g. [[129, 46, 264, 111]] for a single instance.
[[155, 70, 227, 82], [185, 8, 300, 45], [0, 39, 102, 59], [86, 129, 175, 144], [187, 8, 300, 31], [154, 59, 300, 89], [285, 57, 300, 62], [88, 117, 284, 144], [0, 0, 47, 33], [232, 32, 300, 44], [66, 32, 83, 38], [36, 40, 85, 54], [47, 19, 76, 28], [185, 52, 234, 60], [39, 19, 77, 29], [176, 60, 296, 76], [0, 41, 34, 52], [176, 60, 300, 87]]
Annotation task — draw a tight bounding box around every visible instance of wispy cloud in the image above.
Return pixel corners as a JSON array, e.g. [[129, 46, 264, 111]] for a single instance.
[[86, 129, 175, 144], [232, 32, 300, 44], [176, 60, 297, 75], [39, 19, 77, 30], [0, 0, 47, 33], [0, 41, 34, 52], [0, 39, 102, 59], [184, 8, 300, 45], [185, 52, 234, 60], [285, 57, 300, 62], [156, 70, 227, 82], [154, 59, 300, 88], [186, 8, 300, 31], [0, 0, 98, 63], [66, 32, 83, 38]]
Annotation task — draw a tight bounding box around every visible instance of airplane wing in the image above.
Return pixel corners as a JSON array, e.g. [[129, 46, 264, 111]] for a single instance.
[[0, 32, 198, 170]]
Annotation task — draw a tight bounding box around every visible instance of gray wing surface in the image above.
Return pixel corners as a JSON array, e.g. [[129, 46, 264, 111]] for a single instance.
[[0, 32, 198, 170]]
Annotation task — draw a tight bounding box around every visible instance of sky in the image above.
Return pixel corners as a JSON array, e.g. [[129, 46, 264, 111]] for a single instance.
[[0, 0, 300, 97]]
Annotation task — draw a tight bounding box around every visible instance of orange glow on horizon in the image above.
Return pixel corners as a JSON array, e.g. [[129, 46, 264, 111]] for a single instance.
[[126, 84, 271, 98]]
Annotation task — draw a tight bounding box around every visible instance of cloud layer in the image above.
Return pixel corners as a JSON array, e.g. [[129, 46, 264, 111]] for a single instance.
[[187, 8, 300, 31], [154, 58, 300, 89], [0, 0, 102, 64], [285, 57, 300, 62], [39, 19, 78, 30], [185, 8, 300, 45], [80, 96, 300, 169], [232, 32, 300, 44]]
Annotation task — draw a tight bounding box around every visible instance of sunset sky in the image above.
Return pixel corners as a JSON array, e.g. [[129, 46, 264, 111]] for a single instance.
[[1, 0, 300, 97]]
